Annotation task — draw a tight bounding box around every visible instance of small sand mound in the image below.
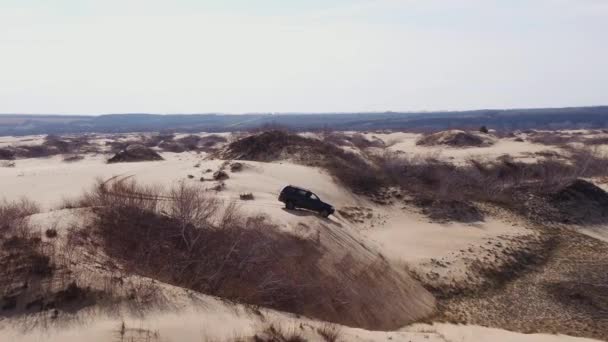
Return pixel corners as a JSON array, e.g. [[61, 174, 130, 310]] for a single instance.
[[417, 130, 496, 148], [222, 130, 315, 161], [547, 179, 608, 224], [107, 144, 164, 163]]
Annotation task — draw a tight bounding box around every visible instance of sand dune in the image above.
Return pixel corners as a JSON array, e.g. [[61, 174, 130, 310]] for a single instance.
[[1, 130, 607, 341]]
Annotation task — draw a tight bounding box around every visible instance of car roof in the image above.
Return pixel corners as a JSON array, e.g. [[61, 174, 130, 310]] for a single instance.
[[285, 185, 312, 193]]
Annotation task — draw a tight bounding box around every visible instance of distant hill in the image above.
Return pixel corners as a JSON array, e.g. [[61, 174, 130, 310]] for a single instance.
[[1, 106, 607, 136]]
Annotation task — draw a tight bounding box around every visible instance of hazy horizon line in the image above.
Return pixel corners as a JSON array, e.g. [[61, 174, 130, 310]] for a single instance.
[[2, 104, 607, 117]]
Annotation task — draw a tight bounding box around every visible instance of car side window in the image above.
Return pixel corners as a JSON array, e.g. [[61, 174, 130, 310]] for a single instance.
[[297, 190, 307, 197], [310, 193, 319, 201]]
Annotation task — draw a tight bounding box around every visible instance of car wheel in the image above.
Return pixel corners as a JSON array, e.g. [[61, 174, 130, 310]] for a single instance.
[[320, 209, 330, 218], [286, 201, 295, 210]]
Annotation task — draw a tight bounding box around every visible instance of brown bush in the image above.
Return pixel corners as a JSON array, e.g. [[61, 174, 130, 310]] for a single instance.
[[224, 131, 385, 193], [77, 179, 431, 329], [0, 199, 58, 313], [107, 144, 164, 163], [528, 132, 578, 146], [377, 148, 608, 222], [0, 198, 40, 234], [584, 136, 608, 146], [87, 185, 326, 318], [0, 148, 15, 160]]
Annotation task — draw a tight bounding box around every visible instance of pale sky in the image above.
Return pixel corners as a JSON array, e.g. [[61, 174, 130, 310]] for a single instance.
[[1, 0, 607, 114]]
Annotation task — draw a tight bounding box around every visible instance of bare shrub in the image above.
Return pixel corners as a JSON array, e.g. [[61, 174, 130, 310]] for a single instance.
[[0, 199, 61, 314], [0, 198, 40, 234], [253, 324, 307, 342], [77, 179, 426, 328], [377, 147, 608, 222], [316, 323, 342, 342], [566, 146, 608, 179]]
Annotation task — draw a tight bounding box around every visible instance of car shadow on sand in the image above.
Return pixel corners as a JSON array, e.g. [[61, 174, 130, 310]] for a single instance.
[[281, 208, 342, 227]]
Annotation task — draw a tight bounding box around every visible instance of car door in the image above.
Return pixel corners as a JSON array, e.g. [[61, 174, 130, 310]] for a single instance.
[[294, 189, 309, 208], [308, 192, 322, 211]]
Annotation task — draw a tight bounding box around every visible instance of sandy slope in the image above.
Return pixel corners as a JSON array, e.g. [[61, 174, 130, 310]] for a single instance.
[[0, 296, 600, 342]]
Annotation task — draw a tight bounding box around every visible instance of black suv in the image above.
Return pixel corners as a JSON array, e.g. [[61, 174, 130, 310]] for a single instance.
[[278, 185, 335, 218]]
